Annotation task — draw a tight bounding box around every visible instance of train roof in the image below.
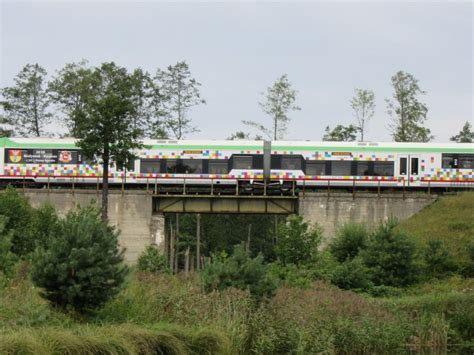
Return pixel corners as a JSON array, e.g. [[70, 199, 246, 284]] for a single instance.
[[0, 137, 473, 153]]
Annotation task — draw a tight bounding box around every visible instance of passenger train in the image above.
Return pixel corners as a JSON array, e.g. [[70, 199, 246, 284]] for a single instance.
[[1, 137, 473, 190]]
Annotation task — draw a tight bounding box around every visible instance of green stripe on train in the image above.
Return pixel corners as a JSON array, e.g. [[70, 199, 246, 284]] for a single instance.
[[1, 138, 472, 154]]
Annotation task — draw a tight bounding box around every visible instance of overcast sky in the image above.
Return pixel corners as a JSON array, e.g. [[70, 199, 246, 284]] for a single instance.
[[1, 0, 472, 142]]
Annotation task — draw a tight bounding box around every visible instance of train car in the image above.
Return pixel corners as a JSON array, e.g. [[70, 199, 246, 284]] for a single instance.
[[0, 137, 473, 190]]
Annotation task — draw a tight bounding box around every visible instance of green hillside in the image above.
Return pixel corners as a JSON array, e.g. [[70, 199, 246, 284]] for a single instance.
[[398, 192, 474, 260]]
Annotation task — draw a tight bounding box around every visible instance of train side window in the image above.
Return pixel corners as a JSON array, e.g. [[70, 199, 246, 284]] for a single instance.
[[166, 159, 177, 173], [373, 162, 394, 176], [140, 159, 161, 174], [357, 162, 370, 176], [182, 159, 203, 174], [399, 157, 407, 175], [331, 161, 351, 176], [305, 161, 326, 175], [442, 154, 458, 169], [281, 156, 302, 170], [233, 156, 253, 169], [411, 157, 419, 175], [459, 154, 474, 169], [209, 160, 228, 174]]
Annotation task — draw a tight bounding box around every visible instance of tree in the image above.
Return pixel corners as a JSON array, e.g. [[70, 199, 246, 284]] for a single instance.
[[351, 88, 375, 142], [137, 245, 170, 273], [386, 71, 432, 142], [362, 218, 418, 287], [0, 187, 35, 256], [322, 124, 358, 142], [31, 205, 127, 314], [53, 62, 144, 220], [450, 121, 474, 143], [154, 61, 205, 139], [0, 63, 52, 137], [0, 216, 18, 279], [274, 215, 322, 266], [201, 243, 277, 299], [243, 74, 300, 140], [422, 240, 457, 278], [227, 131, 263, 140], [329, 223, 369, 263]]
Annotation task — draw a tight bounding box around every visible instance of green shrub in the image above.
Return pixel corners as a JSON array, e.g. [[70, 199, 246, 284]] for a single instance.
[[0, 215, 18, 281], [362, 218, 419, 287], [30, 203, 60, 250], [31, 205, 128, 314], [201, 243, 277, 299], [268, 262, 312, 288], [331, 256, 373, 291], [423, 240, 458, 278], [275, 215, 322, 266], [330, 222, 369, 262], [137, 245, 170, 273], [366, 285, 402, 297], [0, 186, 34, 256], [461, 244, 474, 277]]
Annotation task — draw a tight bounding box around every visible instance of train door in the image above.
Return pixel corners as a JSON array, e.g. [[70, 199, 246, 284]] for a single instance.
[[398, 155, 408, 180], [409, 155, 420, 186]]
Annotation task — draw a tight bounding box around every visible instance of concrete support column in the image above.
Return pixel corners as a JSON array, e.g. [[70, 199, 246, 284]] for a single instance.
[[150, 213, 166, 254]]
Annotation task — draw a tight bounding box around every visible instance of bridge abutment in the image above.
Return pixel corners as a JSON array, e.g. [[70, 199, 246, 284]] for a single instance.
[[298, 192, 437, 244]]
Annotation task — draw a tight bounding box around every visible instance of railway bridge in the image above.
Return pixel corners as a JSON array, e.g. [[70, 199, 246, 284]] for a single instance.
[[20, 185, 437, 263]]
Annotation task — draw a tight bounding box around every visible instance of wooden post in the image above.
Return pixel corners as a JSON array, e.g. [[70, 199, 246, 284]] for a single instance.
[[96, 176, 100, 195], [403, 178, 406, 200], [327, 180, 331, 198], [184, 247, 190, 276], [121, 175, 125, 195], [247, 224, 252, 253], [146, 178, 149, 194], [174, 214, 179, 273], [196, 213, 201, 271], [47, 176, 50, 193], [428, 180, 431, 195], [22, 176, 25, 193], [72, 176, 75, 196], [352, 179, 356, 200], [169, 222, 174, 272], [377, 180, 381, 199]]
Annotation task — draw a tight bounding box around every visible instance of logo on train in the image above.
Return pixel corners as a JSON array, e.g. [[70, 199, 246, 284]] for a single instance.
[[59, 150, 73, 163], [8, 150, 23, 163]]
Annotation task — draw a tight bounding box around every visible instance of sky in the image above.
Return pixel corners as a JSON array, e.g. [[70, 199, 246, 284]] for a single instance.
[[0, 0, 472, 142]]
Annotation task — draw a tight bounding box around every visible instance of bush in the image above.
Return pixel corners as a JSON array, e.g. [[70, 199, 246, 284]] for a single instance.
[[201, 243, 277, 300], [0, 187, 34, 256], [137, 245, 170, 273], [0, 216, 18, 281], [422, 240, 458, 279], [330, 222, 369, 262], [274, 215, 322, 266], [362, 218, 418, 287], [331, 256, 373, 291], [461, 243, 474, 277], [30, 203, 60, 250], [31, 205, 128, 314]]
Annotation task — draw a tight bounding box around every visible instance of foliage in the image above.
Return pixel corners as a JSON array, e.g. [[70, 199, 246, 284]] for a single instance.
[[351, 88, 375, 141], [30, 203, 60, 250], [154, 61, 205, 139], [450, 121, 474, 143], [30, 205, 128, 314], [243, 74, 300, 140], [397, 192, 474, 262], [0, 187, 35, 256], [0, 216, 18, 280], [0, 63, 52, 137], [386, 70, 432, 142], [362, 217, 418, 287], [422, 240, 458, 279], [52, 62, 145, 220], [274, 215, 322, 266], [201, 244, 277, 299], [322, 124, 358, 141], [329, 222, 369, 262], [331, 256, 373, 291], [0, 324, 231, 355], [460, 244, 474, 277], [137, 245, 170, 273]]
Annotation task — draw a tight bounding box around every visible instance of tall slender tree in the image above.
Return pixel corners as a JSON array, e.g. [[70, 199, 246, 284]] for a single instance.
[[243, 74, 300, 140], [0, 64, 52, 137], [153, 61, 205, 139], [351, 88, 375, 142], [386, 71, 432, 142], [450, 121, 474, 143], [53, 62, 144, 220]]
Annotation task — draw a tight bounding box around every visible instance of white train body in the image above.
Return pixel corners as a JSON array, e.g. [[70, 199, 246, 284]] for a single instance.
[[1, 137, 473, 189]]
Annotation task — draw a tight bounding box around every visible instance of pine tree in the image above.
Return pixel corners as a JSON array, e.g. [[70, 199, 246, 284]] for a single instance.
[[31, 205, 128, 314], [450, 121, 474, 143]]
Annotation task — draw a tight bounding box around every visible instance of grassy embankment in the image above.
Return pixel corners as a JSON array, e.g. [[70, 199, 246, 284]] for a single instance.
[[0, 192, 473, 354]]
